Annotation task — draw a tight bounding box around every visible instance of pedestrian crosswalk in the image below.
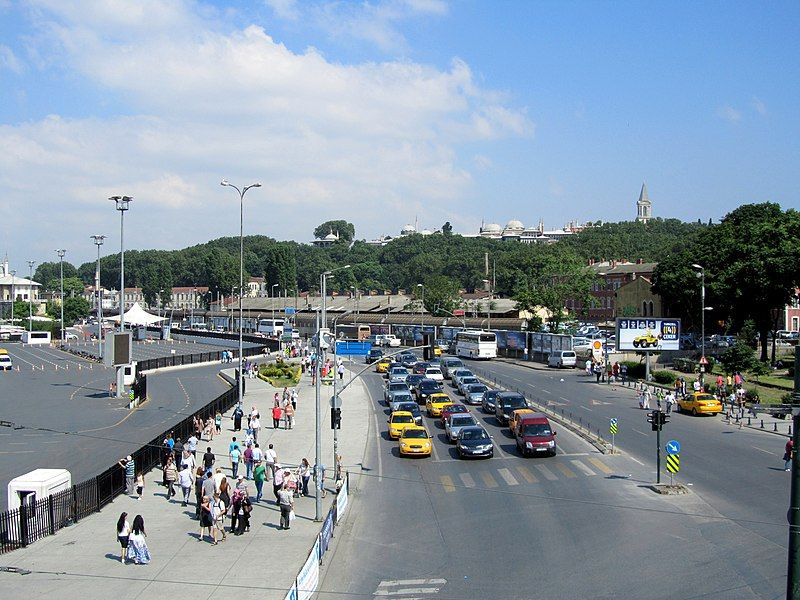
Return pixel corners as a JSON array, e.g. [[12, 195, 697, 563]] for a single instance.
[[374, 578, 447, 597], [437, 457, 614, 492]]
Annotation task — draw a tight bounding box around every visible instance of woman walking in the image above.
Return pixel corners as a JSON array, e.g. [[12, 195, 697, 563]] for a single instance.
[[199, 495, 214, 542], [215, 411, 222, 434], [135, 471, 145, 500], [127, 515, 151, 565], [194, 467, 205, 518], [299, 458, 311, 496], [164, 456, 178, 500], [116, 512, 130, 564], [284, 403, 295, 430]]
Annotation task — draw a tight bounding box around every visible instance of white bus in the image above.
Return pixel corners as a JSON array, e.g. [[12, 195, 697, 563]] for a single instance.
[[455, 330, 497, 359], [257, 318, 285, 336]]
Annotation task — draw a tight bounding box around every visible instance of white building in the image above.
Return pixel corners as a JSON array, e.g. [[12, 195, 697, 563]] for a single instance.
[[0, 256, 41, 305]]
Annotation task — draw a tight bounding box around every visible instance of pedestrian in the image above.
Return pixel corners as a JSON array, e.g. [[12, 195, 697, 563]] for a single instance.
[[284, 403, 295, 430], [205, 416, 215, 441], [291, 388, 298, 410], [215, 411, 222, 434], [585, 360, 592, 376], [211, 492, 226, 544], [173, 437, 184, 464], [243, 442, 254, 479], [273, 465, 285, 500], [693, 378, 701, 393], [251, 415, 261, 443], [202, 469, 216, 505], [180, 448, 195, 474], [665, 391, 675, 414], [656, 388, 664, 410], [194, 467, 205, 518], [338, 362, 345, 380], [272, 403, 282, 429], [277, 483, 294, 530], [236, 487, 252, 535], [265, 443, 277, 475], [232, 404, 244, 432], [127, 515, 151, 565], [116, 512, 131, 564], [187, 432, 198, 457], [164, 456, 178, 500], [230, 443, 241, 478], [299, 458, 311, 496], [203, 446, 215, 471], [178, 463, 193, 506], [135, 471, 145, 500], [314, 463, 327, 498], [160, 443, 172, 486], [642, 387, 651, 410], [253, 460, 266, 502], [229, 486, 242, 534], [612, 362, 620, 382], [785, 439, 794, 472], [594, 362, 602, 383], [199, 495, 214, 542], [282, 387, 290, 405], [118, 455, 135, 495], [252, 442, 263, 465]]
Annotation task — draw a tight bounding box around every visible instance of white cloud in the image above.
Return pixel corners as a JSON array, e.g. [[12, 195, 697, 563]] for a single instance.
[[265, 0, 299, 21], [717, 105, 742, 123], [752, 97, 767, 116], [0, 44, 23, 73], [0, 0, 531, 261], [473, 154, 492, 170]]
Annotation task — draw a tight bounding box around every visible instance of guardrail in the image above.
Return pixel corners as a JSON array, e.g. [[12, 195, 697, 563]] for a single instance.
[[136, 345, 267, 373], [0, 381, 242, 555]]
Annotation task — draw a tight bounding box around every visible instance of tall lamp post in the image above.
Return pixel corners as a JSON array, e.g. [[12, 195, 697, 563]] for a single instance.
[[27, 260, 35, 332], [315, 264, 350, 521], [9, 270, 15, 325], [271, 283, 279, 329], [91, 235, 106, 357], [692, 264, 708, 387], [56, 249, 66, 344], [221, 180, 261, 410], [110, 195, 132, 398]]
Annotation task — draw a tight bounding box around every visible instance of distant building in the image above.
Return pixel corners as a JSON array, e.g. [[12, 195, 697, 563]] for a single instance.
[[781, 289, 800, 332], [636, 183, 653, 224], [311, 228, 340, 248], [566, 259, 658, 322], [0, 256, 41, 306], [614, 276, 664, 319]]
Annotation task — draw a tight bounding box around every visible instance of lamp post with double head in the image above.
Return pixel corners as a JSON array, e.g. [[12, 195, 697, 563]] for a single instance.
[[91, 235, 106, 357], [692, 264, 706, 387], [27, 261, 35, 332], [220, 180, 261, 410], [9, 270, 15, 325], [271, 283, 279, 331], [56, 249, 66, 344], [110, 195, 132, 398], [315, 264, 350, 521]]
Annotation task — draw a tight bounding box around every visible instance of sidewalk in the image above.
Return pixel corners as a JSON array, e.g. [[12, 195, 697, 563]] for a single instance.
[[497, 356, 793, 438], [0, 364, 371, 599]]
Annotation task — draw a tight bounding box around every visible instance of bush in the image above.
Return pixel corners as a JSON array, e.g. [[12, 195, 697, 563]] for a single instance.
[[673, 358, 696, 373], [259, 361, 301, 382], [652, 370, 677, 384], [620, 361, 646, 379]]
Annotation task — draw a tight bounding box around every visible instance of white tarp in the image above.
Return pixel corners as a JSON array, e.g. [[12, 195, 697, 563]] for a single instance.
[[104, 302, 167, 326]]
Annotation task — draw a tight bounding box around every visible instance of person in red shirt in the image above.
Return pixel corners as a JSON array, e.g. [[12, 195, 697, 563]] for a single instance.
[[272, 403, 282, 429], [785, 439, 794, 471]]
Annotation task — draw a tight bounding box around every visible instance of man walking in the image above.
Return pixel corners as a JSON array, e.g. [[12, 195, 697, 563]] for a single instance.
[[277, 483, 294, 530], [253, 460, 266, 502], [265, 443, 277, 476], [118, 455, 135, 495]]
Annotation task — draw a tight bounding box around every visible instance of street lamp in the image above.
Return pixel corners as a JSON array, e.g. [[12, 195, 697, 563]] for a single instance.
[[56, 249, 66, 344], [220, 179, 261, 411], [315, 264, 350, 521], [91, 235, 106, 357], [27, 260, 35, 332], [271, 283, 279, 327], [692, 264, 706, 386], [9, 270, 15, 326], [417, 283, 425, 329], [110, 195, 132, 398]]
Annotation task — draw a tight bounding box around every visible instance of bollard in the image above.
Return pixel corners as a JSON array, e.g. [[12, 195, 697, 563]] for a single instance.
[[748, 417, 751, 426], [774, 422, 778, 432], [760, 419, 764, 429]]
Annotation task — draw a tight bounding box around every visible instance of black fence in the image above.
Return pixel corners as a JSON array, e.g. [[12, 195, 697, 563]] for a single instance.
[[0, 382, 242, 555], [137, 345, 267, 373]]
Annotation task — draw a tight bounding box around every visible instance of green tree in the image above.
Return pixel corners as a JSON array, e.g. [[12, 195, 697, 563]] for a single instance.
[[35, 261, 78, 289], [418, 276, 460, 316], [264, 243, 297, 291], [141, 257, 174, 308], [313, 220, 355, 242], [719, 341, 756, 375], [442, 221, 453, 235], [45, 276, 85, 298], [203, 248, 239, 295]]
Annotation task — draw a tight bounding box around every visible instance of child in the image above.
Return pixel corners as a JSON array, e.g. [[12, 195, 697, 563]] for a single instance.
[[135, 471, 144, 500]]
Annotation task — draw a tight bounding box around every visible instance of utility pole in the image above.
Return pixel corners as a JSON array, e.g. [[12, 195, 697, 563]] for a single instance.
[[56, 249, 66, 343], [786, 346, 800, 599]]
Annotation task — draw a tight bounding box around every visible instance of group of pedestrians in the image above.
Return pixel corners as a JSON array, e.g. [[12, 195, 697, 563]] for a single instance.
[[116, 512, 150, 564]]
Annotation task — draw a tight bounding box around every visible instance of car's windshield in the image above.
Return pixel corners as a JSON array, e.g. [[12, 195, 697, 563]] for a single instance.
[[462, 378, 479, 385], [403, 429, 428, 439], [452, 416, 475, 426], [420, 381, 439, 390], [390, 383, 407, 390], [468, 385, 488, 394], [522, 423, 552, 436], [695, 394, 716, 401], [397, 402, 416, 411], [502, 396, 526, 409], [461, 429, 489, 441], [393, 415, 414, 424]]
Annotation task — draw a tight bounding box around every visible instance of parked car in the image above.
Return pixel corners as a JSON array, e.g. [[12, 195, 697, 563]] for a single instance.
[[548, 350, 577, 368], [445, 413, 478, 443], [456, 426, 493, 459], [495, 392, 529, 425], [515, 413, 557, 457]]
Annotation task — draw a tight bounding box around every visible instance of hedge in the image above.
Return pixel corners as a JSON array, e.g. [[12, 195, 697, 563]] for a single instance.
[[620, 361, 646, 379], [652, 370, 677, 384]]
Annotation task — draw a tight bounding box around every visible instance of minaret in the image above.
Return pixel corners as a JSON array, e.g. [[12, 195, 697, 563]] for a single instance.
[[636, 183, 652, 223]]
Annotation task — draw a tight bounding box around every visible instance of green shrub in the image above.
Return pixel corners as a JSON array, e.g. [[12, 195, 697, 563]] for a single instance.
[[620, 361, 646, 379], [652, 370, 677, 384], [673, 358, 696, 373]]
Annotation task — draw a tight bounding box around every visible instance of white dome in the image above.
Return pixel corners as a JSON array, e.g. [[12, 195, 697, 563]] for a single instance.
[[482, 223, 502, 233], [421, 229, 432, 235], [324, 232, 338, 241], [505, 219, 524, 230], [401, 224, 416, 234]]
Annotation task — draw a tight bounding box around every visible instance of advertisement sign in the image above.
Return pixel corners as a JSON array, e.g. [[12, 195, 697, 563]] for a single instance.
[[493, 330, 508, 350], [320, 507, 335, 558], [616, 318, 681, 352], [296, 537, 320, 600], [505, 331, 527, 351], [336, 476, 349, 523]]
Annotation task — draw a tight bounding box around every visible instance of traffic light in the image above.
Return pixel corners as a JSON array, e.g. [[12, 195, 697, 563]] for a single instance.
[[659, 412, 670, 426], [647, 410, 660, 431], [330, 407, 342, 429]]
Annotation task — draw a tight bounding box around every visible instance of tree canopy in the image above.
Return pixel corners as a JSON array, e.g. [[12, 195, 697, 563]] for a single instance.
[[313, 220, 355, 242]]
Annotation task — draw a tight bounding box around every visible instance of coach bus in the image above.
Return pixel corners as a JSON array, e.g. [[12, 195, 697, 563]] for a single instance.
[[257, 318, 285, 336], [455, 330, 497, 359]]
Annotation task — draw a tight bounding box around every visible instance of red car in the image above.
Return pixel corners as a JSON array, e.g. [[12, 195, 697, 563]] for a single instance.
[[412, 362, 431, 375], [440, 403, 469, 424]]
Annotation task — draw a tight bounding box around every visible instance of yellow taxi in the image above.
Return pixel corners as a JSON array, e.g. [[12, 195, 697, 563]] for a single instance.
[[398, 425, 432, 457], [433, 346, 443, 357], [509, 408, 535, 436], [388, 411, 417, 439], [678, 392, 722, 416], [426, 393, 453, 418], [375, 357, 392, 373]]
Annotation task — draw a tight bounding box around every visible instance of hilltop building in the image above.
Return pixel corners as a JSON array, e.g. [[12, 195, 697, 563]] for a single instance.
[[636, 183, 653, 223]]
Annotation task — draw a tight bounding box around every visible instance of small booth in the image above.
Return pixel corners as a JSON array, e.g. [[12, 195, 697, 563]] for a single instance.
[[7, 468, 72, 511]]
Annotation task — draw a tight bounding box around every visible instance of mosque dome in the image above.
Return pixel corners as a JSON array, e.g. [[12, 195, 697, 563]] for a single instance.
[[505, 219, 524, 230], [401, 224, 416, 235], [482, 223, 502, 233]]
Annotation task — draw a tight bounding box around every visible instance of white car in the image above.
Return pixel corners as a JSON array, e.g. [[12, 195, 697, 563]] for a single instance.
[[424, 367, 444, 382], [0, 355, 13, 371]]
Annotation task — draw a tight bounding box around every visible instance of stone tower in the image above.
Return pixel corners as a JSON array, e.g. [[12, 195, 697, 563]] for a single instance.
[[636, 183, 652, 223]]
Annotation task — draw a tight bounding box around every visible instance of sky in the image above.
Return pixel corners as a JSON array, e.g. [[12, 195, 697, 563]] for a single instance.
[[1, 0, 798, 268]]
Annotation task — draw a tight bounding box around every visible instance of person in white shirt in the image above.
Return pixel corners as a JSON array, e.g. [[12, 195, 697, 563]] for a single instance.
[[187, 435, 199, 456], [252, 443, 263, 464], [265, 444, 277, 475], [178, 464, 194, 506]]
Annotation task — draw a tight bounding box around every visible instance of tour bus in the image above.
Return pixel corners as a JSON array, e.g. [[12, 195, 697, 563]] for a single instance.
[[22, 330, 51, 345], [257, 318, 285, 336], [336, 324, 371, 341], [455, 330, 497, 359]]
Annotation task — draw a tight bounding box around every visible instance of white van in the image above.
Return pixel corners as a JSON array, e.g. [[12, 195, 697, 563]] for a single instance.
[[548, 350, 577, 369], [373, 334, 400, 348]]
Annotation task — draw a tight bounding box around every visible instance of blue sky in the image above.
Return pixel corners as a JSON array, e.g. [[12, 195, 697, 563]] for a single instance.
[[1, 0, 798, 267]]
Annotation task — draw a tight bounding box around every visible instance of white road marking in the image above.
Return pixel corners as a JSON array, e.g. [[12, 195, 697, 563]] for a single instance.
[[497, 467, 519, 486], [493, 438, 510, 459], [629, 456, 645, 466], [580, 405, 592, 412], [753, 446, 778, 456], [430, 437, 442, 462], [542, 389, 552, 394], [534, 464, 558, 481], [377, 579, 447, 587], [570, 460, 596, 476], [631, 428, 649, 437], [372, 413, 383, 482], [458, 473, 476, 488]]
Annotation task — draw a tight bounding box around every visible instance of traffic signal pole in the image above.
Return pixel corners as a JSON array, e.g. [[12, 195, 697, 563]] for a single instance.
[[656, 416, 661, 485]]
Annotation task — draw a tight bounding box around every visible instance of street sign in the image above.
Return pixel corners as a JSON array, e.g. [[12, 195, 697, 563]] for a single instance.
[[284, 308, 296, 315], [666, 439, 681, 454], [609, 418, 618, 435], [329, 395, 342, 409], [699, 356, 708, 365], [335, 340, 372, 356], [666, 453, 680, 473], [453, 309, 465, 316]]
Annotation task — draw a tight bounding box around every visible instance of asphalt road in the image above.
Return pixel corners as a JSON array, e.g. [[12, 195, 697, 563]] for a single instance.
[[0, 342, 229, 508], [319, 358, 786, 599]]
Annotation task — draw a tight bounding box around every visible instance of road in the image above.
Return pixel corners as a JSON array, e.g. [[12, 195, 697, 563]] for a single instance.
[[0, 342, 229, 508], [319, 357, 786, 599]]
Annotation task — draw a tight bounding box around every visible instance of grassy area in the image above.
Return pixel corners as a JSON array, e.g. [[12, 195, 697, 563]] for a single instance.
[[258, 360, 302, 388], [262, 375, 300, 388]]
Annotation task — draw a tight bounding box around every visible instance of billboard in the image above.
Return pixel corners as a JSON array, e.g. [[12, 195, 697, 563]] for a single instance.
[[616, 318, 681, 352]]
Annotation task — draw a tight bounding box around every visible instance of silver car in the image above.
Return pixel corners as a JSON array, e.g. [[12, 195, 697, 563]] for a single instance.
[[445, 413, 478, 443], [457, 376, 480, 396], [389, 392, 417, 413], [388, 367, 410, 384], [384, 381, 410, 402], [464, 383, 489, 405], [450, 369, 473, 390]]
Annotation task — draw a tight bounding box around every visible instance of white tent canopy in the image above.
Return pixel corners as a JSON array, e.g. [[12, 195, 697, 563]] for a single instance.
[[104, 302, 167, 326]]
